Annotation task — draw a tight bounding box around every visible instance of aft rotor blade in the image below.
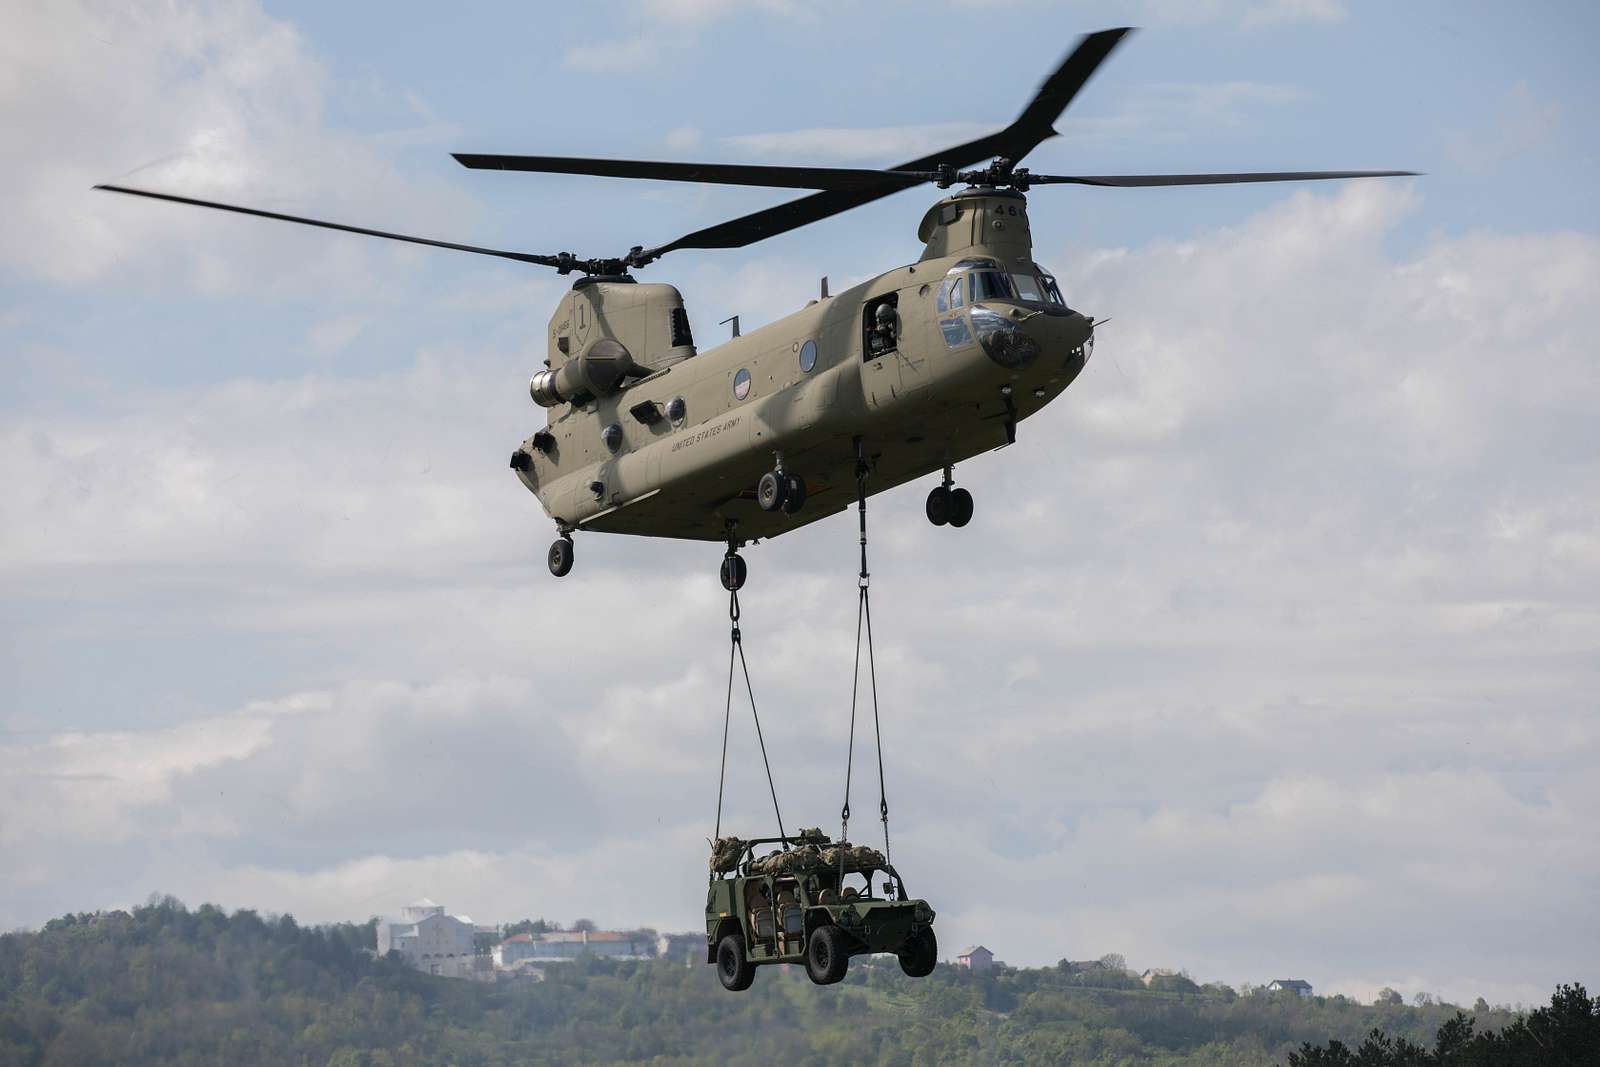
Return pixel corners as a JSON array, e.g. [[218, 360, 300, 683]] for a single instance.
[[1024, 169, 1419, 187], [93, 184, 569, 268], [643, 27, 1133, 256], [455, 154, 909, 191]]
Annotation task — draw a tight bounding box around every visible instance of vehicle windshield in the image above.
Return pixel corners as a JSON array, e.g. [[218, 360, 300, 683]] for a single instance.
[[807, 866, 905, 903]]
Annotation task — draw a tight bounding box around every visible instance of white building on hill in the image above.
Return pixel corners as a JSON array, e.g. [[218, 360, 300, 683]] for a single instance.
[[377, 898, 480, 975], [1268, 978, 1314, 997]]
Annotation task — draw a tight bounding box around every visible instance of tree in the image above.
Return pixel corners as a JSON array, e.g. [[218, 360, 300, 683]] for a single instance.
[[1291, 983, 1599, 1066], [572, 918, 598, 933], [1099, 953, 1126, 974], [1375, 987, 1403, 1006]]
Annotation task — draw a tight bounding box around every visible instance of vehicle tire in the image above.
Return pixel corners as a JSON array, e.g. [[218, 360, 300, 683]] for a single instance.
[[719, 554, 747, 592], [948, 487, 974, 528], [781, 474, 807, 515], [898, 927, 938, 978], [547, 537, 574, 578], [716, 934, 755, 992], [757, 470, 787, 512], [925, 485, 952, 526], [805, 925, 849, 985]]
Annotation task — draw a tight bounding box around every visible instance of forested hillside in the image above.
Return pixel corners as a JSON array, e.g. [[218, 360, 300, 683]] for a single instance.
[[0, 898, 1561, 1066]]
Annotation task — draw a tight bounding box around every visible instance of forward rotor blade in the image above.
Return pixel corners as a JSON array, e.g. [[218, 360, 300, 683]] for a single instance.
[[1024, 169, 1419, 187], [455, 154, 909, 191], [643, 27, 1133, 256], [93, 184, 569, 268]]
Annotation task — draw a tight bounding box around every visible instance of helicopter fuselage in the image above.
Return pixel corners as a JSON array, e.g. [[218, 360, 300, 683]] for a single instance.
[[512, 189, 1093, 543]]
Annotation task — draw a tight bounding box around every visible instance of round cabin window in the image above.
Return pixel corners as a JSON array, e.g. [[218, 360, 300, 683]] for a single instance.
[[799, 340, 817, 373], [733, 368, 752, 401], [602, 423, 623, 453], [667, 397, 686, 425]]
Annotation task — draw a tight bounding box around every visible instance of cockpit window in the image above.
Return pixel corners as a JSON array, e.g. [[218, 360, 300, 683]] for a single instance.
[[969, 270, 1015, 303], [948, 257, 999, 274], [1040, 273, 1066, 307], [937, 275, 964, 312], [1011, 273, 1043, 302]]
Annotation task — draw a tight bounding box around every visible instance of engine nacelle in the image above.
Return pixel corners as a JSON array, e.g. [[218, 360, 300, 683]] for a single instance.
[[529, 338, 646, 407]]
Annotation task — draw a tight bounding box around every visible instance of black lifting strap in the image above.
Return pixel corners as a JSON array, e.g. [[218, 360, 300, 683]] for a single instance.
[[840, 442, 892, 871], [713, 582, 787, 847]]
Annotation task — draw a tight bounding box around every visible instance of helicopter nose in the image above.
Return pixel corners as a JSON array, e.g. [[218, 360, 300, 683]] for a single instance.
[[972, 306, 1092, 369]]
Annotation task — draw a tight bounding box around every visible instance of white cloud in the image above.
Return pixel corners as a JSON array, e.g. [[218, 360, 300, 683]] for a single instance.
[[0, 1, 472, 291]]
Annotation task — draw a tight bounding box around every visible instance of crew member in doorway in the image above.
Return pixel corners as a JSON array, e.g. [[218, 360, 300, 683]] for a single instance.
[[871, 302, 899, 354]]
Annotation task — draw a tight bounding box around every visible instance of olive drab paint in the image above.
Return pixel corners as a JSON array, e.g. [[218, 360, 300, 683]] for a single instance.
[[511, 186, 1094, 544]]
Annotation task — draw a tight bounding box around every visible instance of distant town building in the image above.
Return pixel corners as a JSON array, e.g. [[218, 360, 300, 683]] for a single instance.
[[1268, 979, 1314, 997], [656, 932, 703, 964], [956, 945, 995, 973], [377, 898, 480, 977], [1141, 968, 1179, 985], [493, 933, 540, 969], [493, 928, 655, 965]]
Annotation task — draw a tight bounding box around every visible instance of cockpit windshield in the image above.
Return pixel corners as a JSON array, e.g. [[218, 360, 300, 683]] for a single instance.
[[969, 271, 1015, 302], [1009, 268, 1067, 308], [939, 260, 1066, 311]]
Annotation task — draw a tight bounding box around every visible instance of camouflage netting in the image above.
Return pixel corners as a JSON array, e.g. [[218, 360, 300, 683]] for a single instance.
[[750, 844, 823, 875], [820, 843, 887, 872], [746, 841, 886, 876], [709, 836, 748, 874]]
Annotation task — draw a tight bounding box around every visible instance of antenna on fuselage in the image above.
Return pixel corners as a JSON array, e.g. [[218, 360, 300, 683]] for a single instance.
[[719, 315, 741, 339], [820, 276, 829, 299]]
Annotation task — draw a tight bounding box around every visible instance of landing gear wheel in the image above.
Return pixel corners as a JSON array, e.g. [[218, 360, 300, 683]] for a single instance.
[[925, 485, 952, 526], [719, 554, 747, 592], [948, 487, 974, 528], [757, 471, 788, 512], [547, 537, 574, 578], [898, 927, 938, 978], [805, 925, 849, 985], [716, 934, 755, 991], [781, 473, 807, 515]]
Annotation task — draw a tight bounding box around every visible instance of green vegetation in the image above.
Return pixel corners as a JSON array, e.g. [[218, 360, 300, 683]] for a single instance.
[[1288, 984, 1598, 1065], [0, 898, 1565, 1066]]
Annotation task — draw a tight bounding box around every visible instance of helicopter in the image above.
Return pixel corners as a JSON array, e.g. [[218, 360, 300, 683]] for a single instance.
[[96, 28, 1412, 585]]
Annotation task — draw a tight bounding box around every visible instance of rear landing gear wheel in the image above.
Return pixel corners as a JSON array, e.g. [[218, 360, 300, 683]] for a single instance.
[[757, 471, 787, 512], [781, 473, 807, 515], [547, 536, 574, 578], [719, 553, 747, 592], [716, 934, 755, 991], [948, 487, 974, 528], [925, 485, 952, 526]]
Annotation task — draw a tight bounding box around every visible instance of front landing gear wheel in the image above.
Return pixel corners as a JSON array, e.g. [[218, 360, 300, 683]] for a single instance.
[[547, 537, 574, 578], [716, 934, 755, 991], [898, 927, 938, 978], [781, 473, 807, 515], [925, 485, 952, 526], [949, 487, 974, 528], [805, 925, 849, 985], [719, 554, 747, 592], [757, 471, 788, 512]]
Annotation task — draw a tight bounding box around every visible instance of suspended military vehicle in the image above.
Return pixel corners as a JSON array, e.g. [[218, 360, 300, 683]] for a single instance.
[[706, 830, 936, 989], [96, 27, 1412, 585]]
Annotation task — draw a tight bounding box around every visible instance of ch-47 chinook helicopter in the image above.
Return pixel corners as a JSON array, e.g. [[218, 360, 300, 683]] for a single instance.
[[97, 28, 1412, 585]]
